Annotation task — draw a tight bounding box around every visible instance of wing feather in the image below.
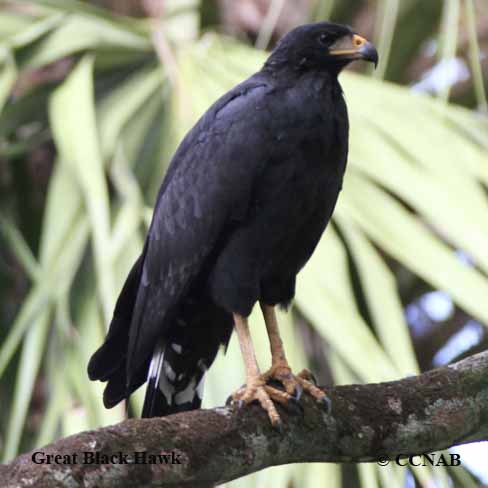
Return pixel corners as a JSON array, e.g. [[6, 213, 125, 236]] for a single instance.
[[126, 80, 271, 379]]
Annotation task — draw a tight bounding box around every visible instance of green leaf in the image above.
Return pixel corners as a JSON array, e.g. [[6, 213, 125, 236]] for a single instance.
[[50, 54, 115, 323], [358, 464, 379, 488], [438, 0, 460, 103], [32, 0, 149, 35], [97, 66, 164, 159], [35, 360, 68, 448], [348, 116, 488, 276], [19, 14, 149, 69], [3, 311, 51, 462], [108, 146, 144, 260], [301, 464, 341, 488], [296, 270, 400, 382], [38, 161, 83, 265], [0, 12, 34, 42], [0, 47, 16, 113], [0, 217, 88, 380], [465, 0, 487, 112], [338, 219, 419, 375], [0, 215, 40, 281], [0, 287, 50, 380], [339, 174, 488, 324], [6, 12, 65, 48]]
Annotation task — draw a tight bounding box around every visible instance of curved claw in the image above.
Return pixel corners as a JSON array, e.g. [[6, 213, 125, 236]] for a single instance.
[[226, 395, 245, 409], [319, 395, 332, 415], [293, 383, 303, 401], [272, 418, 284, 434]]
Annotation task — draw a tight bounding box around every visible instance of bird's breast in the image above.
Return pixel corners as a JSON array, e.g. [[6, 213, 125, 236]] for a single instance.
[[247, 84, 348, 271]]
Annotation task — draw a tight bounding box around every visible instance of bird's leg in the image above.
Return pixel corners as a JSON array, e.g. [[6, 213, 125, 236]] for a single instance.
[[260, 303, 330, 407], [231, 314, 289, 427]]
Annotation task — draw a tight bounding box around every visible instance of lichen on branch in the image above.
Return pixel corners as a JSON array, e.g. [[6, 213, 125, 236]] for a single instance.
[[2, 351, 488, 487]]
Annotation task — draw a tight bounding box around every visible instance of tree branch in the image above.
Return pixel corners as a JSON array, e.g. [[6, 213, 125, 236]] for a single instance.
[[3, 351, 488, 487]]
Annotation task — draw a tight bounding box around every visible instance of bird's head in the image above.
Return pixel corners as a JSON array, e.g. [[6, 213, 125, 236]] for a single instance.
[[265, 22, 378, 76]]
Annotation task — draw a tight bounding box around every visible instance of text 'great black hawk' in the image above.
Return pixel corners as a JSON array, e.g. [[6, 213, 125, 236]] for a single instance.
[[88, 22, 378, 427]]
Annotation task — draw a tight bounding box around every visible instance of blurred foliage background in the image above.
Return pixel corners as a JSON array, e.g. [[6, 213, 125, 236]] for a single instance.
[[0, 0, 487, 486]]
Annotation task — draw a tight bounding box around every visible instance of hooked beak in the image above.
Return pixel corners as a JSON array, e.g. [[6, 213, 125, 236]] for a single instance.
[[329, 34, 379, 68]]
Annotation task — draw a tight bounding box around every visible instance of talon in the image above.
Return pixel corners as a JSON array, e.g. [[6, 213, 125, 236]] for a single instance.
[[228, 392, 247, 409], [318, 395, 332, 414], [231, 379, 284, 426], [273, 419, 284, 434], [231, 301, 327, 428], [262, 362, 328, 412]]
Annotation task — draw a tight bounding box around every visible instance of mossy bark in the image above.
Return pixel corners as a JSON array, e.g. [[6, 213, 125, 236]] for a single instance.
[[2, 351, 488, 487]]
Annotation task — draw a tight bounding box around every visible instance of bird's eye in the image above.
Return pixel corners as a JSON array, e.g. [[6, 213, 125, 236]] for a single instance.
[[318, 33, 333, 46]]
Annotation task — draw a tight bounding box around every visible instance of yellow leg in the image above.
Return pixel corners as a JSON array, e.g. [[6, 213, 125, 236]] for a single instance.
[[231, 314, 282, 426], [261, 302, 288, 365], [233, 314, 260, 378], [260, 303, 330, 406], [230, 308, 330, 428]]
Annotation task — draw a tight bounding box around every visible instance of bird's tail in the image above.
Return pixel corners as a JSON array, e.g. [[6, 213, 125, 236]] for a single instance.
[[88, 249, 233, 418], [87, 255, 147, 408], [141, 299, 233, 418], [142, 334, 205, 417]]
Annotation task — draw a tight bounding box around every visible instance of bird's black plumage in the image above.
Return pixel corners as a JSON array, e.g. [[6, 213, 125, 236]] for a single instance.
[[88, 22, 378, 417]]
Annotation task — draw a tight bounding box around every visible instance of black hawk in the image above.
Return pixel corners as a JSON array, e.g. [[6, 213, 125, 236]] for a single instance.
[[88, 22, 378, 427]]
